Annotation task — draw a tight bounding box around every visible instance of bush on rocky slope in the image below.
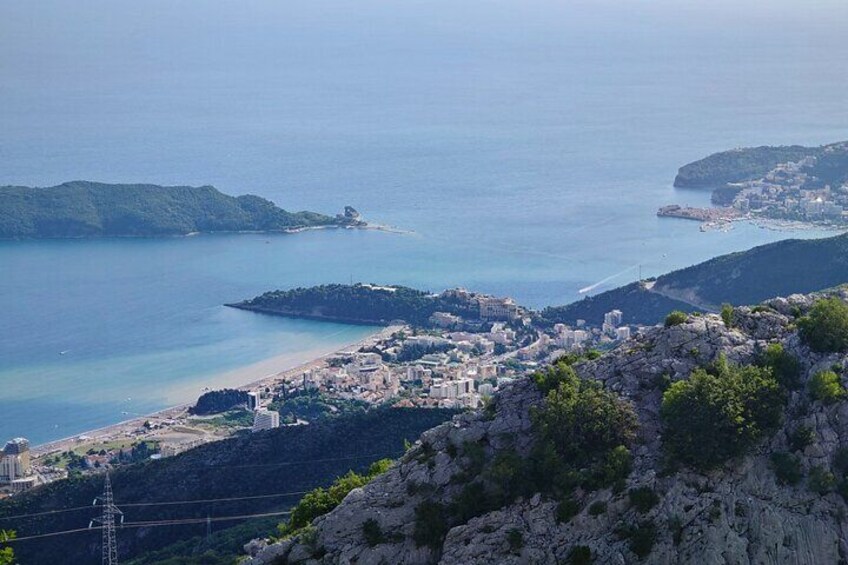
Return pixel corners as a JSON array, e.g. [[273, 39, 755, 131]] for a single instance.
[[798, 297, 848, 353], [660, 356, 785, 470]]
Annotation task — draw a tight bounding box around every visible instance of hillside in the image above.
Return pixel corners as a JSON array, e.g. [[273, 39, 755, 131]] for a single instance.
[[0, 181, 360, 238], [246, 289, 848, 564], [543, 232, 848, 326], [0, 407, 457, 564], [673, 144, 822, 188]]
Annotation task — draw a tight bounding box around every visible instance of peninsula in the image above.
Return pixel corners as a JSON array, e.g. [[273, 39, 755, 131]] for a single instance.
[[662, 140, 848, 228], [0, 181, 365, 238]]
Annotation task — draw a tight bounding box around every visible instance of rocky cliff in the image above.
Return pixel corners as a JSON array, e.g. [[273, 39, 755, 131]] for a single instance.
[[246, 289, 848, 565]]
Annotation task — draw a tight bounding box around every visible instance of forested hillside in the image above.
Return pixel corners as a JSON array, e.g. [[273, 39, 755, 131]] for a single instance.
[[0, 181, 354, 238], [0, 408, 457, 564]]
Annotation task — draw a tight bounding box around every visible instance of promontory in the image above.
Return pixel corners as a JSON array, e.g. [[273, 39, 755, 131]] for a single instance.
[[0, 181, 364, 238]]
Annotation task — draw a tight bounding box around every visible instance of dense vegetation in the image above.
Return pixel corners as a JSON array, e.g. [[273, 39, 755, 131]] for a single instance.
[[660, 357, 785, 470], [673, 144, 821, 188], [0, 408, 457, 565], [0, 181, 348, 238], [798, 298, 848, 353], [191, 389, 250, 415], [267, 390, 369, 424], [233, 284, 481, 326], [0, 531, 13, 565], [804, 145, 848, 187], [530, 365, 637, 494]]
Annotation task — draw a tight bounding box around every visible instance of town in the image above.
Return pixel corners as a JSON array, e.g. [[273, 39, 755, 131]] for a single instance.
[[1, 289, 649, 496], [660, 146, 848, 229]]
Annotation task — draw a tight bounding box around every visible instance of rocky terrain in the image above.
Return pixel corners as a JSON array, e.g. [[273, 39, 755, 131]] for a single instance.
[[246, 289, 848, 565]]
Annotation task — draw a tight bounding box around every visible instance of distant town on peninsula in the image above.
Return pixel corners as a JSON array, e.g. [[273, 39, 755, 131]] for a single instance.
[[660, 140, 848, 229], [0, 181, 365, 238]]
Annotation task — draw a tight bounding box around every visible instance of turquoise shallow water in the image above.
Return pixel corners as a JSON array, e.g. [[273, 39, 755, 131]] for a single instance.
[[1, 0, 847, 443]]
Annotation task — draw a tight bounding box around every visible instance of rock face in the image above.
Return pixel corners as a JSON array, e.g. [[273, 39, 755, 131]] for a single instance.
[[247, 289, 848, 565]]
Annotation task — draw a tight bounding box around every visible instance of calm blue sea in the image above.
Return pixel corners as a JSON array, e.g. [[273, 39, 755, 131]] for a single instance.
[[1, 0, 847, 444]]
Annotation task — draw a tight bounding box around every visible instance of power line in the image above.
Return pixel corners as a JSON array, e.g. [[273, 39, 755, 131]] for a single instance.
[[0, 488, 314, 521], [3, 510, 292, 543], [0, 450, 401, 523]]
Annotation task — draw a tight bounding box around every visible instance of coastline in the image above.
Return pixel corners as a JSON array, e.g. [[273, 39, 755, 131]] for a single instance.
[[31, 324, 399, 457], [0, 222, 412, 241]]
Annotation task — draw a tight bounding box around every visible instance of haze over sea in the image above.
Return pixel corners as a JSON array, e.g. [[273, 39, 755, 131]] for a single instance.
[[2, 0, 847, 444]]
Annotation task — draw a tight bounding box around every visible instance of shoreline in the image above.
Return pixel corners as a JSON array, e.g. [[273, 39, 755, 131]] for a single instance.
[[31, 324, 399, 457], [0, 222, 412, 241]]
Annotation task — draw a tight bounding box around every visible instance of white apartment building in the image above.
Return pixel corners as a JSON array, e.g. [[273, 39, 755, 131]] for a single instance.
[[252, 409, 280, 433]]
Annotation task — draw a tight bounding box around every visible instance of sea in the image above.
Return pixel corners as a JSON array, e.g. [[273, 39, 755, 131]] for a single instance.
[[1, 0, 847, 444]]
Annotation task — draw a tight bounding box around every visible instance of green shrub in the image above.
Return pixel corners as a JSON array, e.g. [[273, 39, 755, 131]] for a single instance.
[[621, 521, 657, 559], [808, 465, 837, 494], [506, 528, 524, 553], [789, 425, 814, 452], [588, 500, 607, 516], [569, 545, 593, 565], [660, 359, 785, 470], [770, 452, 803, 485], [664, 311, 688, 327], [760, 343, 801, 390], [533, 362, 579, 395], [412, 501, 448, 549], [809, 371, 846, 404], [556, 497, 581, 523], [798, 298, 848, 353], [451, 482, 493, 523], [628, 487, 660, 513], [0, 531, 15, 565], [362, 518, 384, 547], [721, 304, 734, 327]]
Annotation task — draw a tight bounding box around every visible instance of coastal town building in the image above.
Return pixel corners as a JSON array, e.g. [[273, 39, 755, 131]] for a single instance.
[[602, 310, 623, 335], [478, 296, 520, 321], [0, 438, 33, 491], [252, 409, 280, 432]]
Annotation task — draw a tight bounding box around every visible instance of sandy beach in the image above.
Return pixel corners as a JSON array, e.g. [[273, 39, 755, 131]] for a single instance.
[[31, 324, 401, 458]]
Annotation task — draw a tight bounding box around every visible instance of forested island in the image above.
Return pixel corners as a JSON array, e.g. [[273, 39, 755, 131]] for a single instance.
[[0, 181, 364, 238], [228, 284, 491, 326]]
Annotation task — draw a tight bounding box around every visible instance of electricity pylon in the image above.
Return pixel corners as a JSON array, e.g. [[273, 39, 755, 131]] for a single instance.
[[90, 473, 123, 565]]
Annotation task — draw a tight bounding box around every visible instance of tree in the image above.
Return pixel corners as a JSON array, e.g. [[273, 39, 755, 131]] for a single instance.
[[660, 359, 785, 469], [798, 298, 848, 353], [0, 530, 14, 565], [530, 363, 637, 493], [721, 304, 734, 327], [533, 369, 637, 468]]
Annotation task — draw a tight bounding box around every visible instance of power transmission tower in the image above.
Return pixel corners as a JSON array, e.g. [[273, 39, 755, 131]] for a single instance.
[[90, 473, 123, 565]]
